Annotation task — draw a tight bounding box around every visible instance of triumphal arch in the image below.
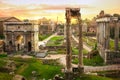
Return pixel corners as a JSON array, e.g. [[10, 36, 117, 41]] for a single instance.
[[3, 22, 39, 53]]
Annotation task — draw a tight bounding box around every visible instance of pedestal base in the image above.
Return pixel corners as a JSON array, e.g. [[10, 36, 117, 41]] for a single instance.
[[65, 71, 73, 80]]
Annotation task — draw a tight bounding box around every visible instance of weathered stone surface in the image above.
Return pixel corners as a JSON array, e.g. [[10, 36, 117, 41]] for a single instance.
[[13, 75, 25, 80]]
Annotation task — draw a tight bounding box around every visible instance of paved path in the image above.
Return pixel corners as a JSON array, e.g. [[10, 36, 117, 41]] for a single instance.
[[91, 37, 97, 40], [72, 35, 92, 52], [58, 55, 120, 73], [42, 54, 120, 73], [41, 54, 77, 67], [43, 33, 57, 42], [84, 65, 120, 72], [38, 33, 57, 46]]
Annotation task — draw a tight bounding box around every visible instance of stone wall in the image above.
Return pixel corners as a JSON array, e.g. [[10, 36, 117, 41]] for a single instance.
[[106, 51, 120, 64]]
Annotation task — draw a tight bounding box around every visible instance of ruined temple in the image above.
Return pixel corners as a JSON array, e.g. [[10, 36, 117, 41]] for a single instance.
[[96, 11, 120, 64]]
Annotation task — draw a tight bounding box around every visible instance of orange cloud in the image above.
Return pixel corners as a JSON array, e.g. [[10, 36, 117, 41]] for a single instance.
[[0, 3, 94, 21], [39, 4, 93, 10]]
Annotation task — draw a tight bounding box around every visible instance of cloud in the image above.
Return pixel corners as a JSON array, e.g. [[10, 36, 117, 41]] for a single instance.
[[39, 4, 93, 10], [0, 2, 94, 20]]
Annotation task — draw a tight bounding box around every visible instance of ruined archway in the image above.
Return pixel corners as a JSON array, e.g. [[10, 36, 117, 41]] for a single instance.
[[4, 22, 39, 53], [28, 41, 32, 52], [16, 35, 24, 51]]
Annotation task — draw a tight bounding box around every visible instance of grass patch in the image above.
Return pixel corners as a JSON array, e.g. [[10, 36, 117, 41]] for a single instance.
[[83, 49, 89, 55], [72, 54, 104, 66], [56, 49, 66, 54], [19, 60, 62, 80], [11, 57, 63, 80], [46, 36, 64, 46], [0, 60, 6, 68], [110, 40, 120, 50], [47, 49, 66, 54], [72, 47, 88, 55], [0, 54, 7, 58], [39, 34, 52, 41], [0, 72, 13, 80], [0, 57, 63, 80], [75, 74, 112, 80], [0, 55, 7, 67], [83, 37, 97, 49], [110, 40, 115, 50], [72, 47, 79, 55]]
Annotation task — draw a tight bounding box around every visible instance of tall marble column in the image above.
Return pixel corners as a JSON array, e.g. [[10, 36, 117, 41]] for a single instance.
[[105, 22, 110, 49], [103, 22, 106, 49], [114, 22, 119, 51]]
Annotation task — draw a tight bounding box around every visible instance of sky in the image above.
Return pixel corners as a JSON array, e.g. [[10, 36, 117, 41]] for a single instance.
[[0, 0, 120, 22]]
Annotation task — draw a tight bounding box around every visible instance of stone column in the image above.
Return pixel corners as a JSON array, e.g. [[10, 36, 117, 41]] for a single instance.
[[4, 32, 7, 51], [66, 9, 72, 72], [114, 22, 119, 51], [12, 32, 15, 51], [103, 22, 106, 49], [24, 33, 26, 46], [64, 24, 66, 38], [12, 32, 14, 45], [24, 32, 26, 49], [4, 32, 7, 44], [105, 22, 110, 49], [78, 17, 83, 68], [97, 23, 99, 44], [102, 23, 104, 47], [99, 23, 103, 45], [24, 32, 27, 51]]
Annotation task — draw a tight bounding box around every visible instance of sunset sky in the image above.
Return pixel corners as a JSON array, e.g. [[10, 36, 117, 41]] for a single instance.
[[0, 0, 120, 22]]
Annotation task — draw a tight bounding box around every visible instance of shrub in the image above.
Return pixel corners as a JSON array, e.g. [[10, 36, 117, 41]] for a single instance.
[[0, 35, 5, 39], [0, 54, 7, 58]]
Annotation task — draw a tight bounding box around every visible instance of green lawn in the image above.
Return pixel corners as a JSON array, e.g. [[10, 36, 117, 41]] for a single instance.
[[0, 54, 7, 67], [11, 58, 63, 80], [39, 34, 52, 41], [110, 40, 120, 50], [72, 54, 104, 66], [0, 56, 63, 80], [0, 54, 119, 80], [72, 47, 88, 55], [46, 36, 64, 46], [0, 72, 13, 80], [83, 37, 97, 48], [74, 74, 112, 80], [0, 54, 7, 58], [0, 59, 6, 68], [0, 54, 12, 80]]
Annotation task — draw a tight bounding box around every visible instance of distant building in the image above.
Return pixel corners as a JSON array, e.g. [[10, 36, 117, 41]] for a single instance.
[[57, 24, 64, 35], [0, 17, 21, 35], [88, 18, 97, 33], [88, 26, 96, 33], [38, 18, 56, 34]]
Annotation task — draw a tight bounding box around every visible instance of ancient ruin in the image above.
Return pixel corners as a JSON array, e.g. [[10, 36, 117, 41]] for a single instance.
[[96, 13, 120, 64], [65, 8, 83, 79], [3, 22, 39, 53]]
